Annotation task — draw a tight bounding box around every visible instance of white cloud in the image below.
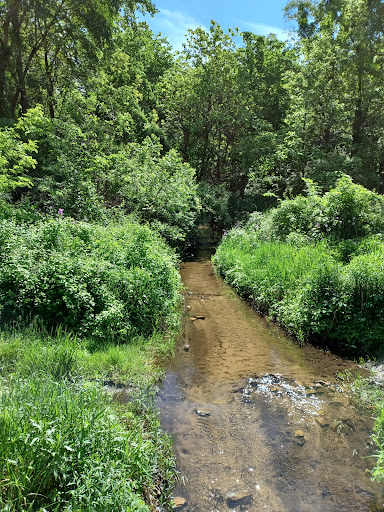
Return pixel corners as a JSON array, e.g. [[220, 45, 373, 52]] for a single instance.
[[147, 8, 208, 51], [242, 22, 290, 41]]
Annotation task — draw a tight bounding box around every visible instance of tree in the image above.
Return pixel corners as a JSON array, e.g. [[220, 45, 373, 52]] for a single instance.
[[160, 22, 295, 195], [0, 0, 155, 118], [283, 0, 384, 192]]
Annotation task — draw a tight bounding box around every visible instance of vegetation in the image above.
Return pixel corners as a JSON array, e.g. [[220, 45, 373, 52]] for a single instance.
[[1, 0, 384, 500], [213, 177, 384, 480], [0, 217, 181, 340], [214, 177, 384, 355], [0, 218, 179, 510], [341, 368, 384, 482]]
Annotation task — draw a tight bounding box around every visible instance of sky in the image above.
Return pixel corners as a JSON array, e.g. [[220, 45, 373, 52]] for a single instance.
[[140, 0, 294, 50]]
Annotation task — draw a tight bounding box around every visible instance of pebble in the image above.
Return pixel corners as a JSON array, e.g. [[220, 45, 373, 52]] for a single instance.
[[225, 491, 253, 508], [173, 497, 187, 508], [295, 430, 305, 438], [316, 417, 329, 428], [194, 409, 211, 417]]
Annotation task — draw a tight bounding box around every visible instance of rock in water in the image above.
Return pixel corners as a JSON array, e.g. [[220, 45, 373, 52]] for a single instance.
[[194, 409, 211, 417], [173, 497, 187, 508], [226, 491, 253, 508]]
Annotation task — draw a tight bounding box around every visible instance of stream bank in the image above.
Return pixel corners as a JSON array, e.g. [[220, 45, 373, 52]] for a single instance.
[[158, 241, 384, 512]]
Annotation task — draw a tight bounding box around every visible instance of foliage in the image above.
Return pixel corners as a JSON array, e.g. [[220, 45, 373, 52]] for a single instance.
[[247, 176, 384, 243], [0, 218, 181, 342], [160, 23, 294, 194], [0, 106, 46, 193], [104, 138, 200, 244], [0, 0, 156, 117], [213, 180, 384, 355], [0, 374, 175, 511], [341, 369, 384, 482]]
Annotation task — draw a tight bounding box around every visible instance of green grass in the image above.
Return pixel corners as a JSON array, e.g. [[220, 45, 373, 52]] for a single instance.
[[0, 327, 177, 511], [341, 369, 384, 482], [0, 375, 175, 511], [213, 227, 384, 355], [0, 326, 176, 386]]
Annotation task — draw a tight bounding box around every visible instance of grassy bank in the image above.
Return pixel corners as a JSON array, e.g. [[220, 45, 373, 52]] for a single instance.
[[213, 176, 384, 480], [0, 217, 180, 510]]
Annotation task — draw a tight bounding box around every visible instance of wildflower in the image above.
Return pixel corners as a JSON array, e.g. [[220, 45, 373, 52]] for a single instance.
[[58, 208, 64, 217]]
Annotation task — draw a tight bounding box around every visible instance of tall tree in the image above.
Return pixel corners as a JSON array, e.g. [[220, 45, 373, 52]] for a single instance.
[[0, 0, 155, 118], [284, 0, 384, 191]]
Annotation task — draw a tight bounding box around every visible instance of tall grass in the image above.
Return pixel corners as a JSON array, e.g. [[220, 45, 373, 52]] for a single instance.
[[0, 375, 175, 511]]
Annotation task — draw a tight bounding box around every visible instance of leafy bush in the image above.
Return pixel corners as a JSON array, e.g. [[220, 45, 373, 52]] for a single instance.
[[0, 106, 46, 193], [104, 138, 200, 245], [246, 175, 384, 243], [0, 218, 181, 342]]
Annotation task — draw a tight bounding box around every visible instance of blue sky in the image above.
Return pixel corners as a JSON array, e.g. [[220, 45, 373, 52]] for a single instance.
[[141, 1, 293, 50]]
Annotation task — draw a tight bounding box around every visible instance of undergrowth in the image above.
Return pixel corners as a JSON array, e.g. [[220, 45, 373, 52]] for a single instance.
[[0, 217, 181, 342], [0, 215, 181, 510]]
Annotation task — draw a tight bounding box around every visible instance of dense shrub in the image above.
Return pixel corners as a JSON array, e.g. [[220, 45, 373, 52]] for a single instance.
[[213, 183, 384, 355], [246, 175, 384, 243], [0, 218, 181, 342], [104, 138, 200, 245]]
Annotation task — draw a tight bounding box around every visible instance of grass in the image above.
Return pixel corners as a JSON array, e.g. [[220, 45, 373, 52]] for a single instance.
[[213, 227, 384, 355], [341, 369, 384, 482], [0, 327, 178, 511], [0, 375, 175, 511]]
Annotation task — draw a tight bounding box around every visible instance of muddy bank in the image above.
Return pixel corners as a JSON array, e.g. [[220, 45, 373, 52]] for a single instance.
[[158, 254, 384, 512]]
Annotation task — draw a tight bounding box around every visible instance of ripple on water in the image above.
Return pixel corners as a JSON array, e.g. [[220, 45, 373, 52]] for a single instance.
[[240, 373, 339, 420]]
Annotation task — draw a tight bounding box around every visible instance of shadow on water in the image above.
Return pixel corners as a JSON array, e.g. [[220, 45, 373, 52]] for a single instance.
[[158, 227, 384, 512]]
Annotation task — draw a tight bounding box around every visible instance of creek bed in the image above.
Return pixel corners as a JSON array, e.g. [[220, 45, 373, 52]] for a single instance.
[[157, 246, 384, 512]]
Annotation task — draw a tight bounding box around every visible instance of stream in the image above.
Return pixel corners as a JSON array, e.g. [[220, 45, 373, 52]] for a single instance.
[[157, 235, 384, 512]]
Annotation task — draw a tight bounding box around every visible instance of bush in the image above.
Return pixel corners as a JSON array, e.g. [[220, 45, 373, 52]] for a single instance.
[[0, 218, 181, 342], [104, 138, 200, 245], [246, 175, 384, 244]]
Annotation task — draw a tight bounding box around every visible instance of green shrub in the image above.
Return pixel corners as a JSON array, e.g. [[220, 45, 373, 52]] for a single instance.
[[245, 175, 384, 244], [0, 218, 181, 342], [104, 138, 200, 245]]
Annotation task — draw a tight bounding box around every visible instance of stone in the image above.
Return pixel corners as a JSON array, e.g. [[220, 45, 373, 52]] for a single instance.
[[173, 497, 187, 508], [295, 430, 305, 438], [225, 491, 253, 508], [183, 344, 190, 352], [194, 409, 211, 417], [316, 417, 329, 428]]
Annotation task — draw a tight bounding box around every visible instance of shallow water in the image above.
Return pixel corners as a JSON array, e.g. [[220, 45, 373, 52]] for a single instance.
[[158, 245, 384, 512]]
